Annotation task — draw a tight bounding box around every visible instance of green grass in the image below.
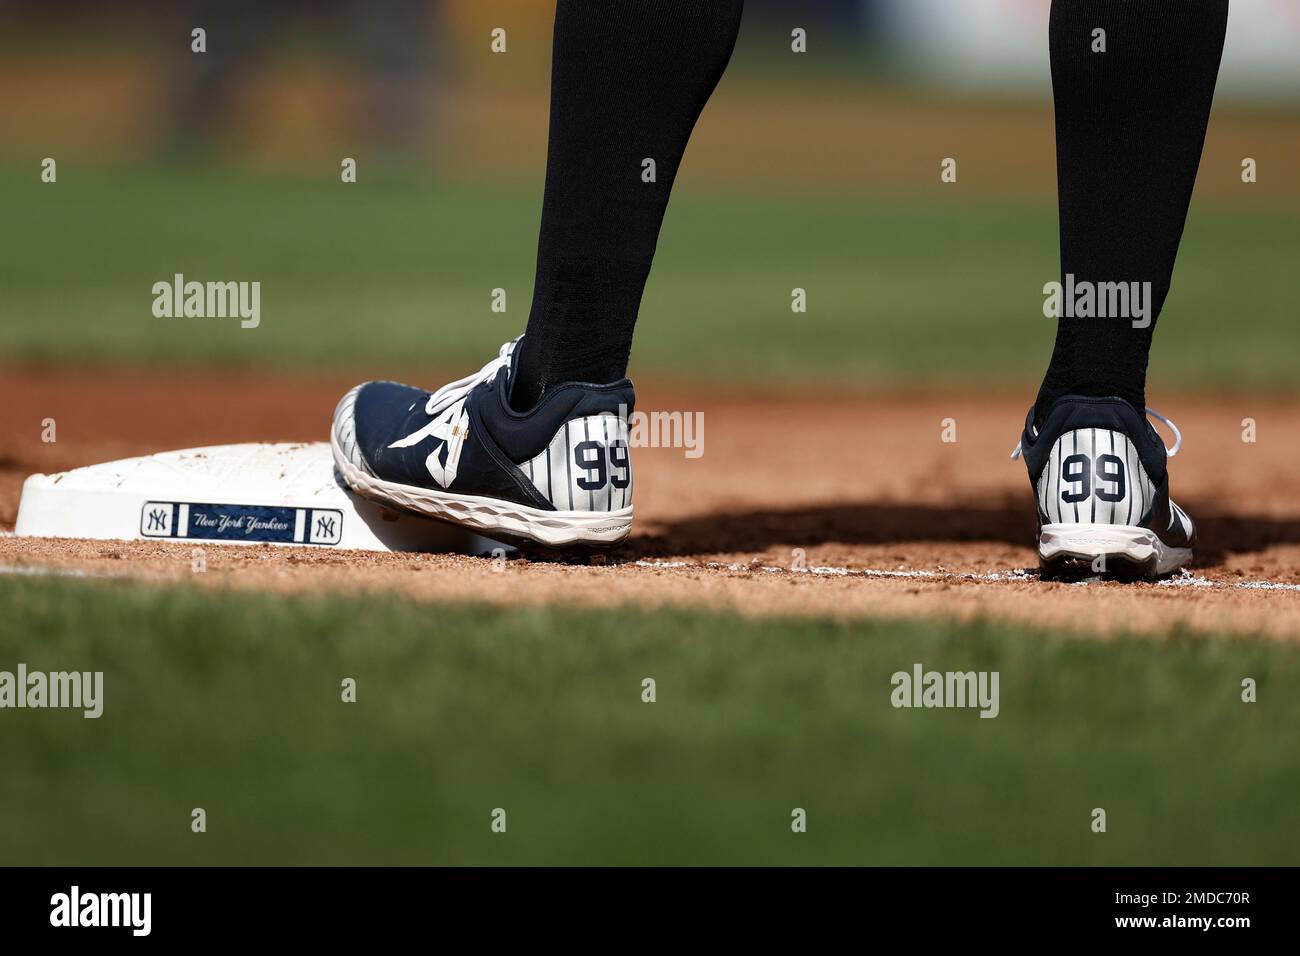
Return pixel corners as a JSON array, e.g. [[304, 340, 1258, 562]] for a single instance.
[[1, 574, 1297, 865], [2, 164, 1296, 389]]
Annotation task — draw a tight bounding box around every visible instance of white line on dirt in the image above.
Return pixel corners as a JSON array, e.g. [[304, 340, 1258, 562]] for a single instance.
[[634, 560, 1300, 592], [0, 564, 129, 579]]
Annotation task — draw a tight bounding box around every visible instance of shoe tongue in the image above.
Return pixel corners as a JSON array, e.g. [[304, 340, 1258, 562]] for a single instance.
[[503, 351, 548, 414], [503, 357, 524, 410]]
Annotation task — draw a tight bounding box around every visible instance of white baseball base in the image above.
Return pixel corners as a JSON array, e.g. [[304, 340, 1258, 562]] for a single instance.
[[14, 442, 507, 554]]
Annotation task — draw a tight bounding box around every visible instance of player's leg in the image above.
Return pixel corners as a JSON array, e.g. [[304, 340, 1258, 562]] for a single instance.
[[1018, 0, 1229, 578], [1035, 0, 1229, 415], [333, 0, 744, 550], [511, 0, 745, 409]]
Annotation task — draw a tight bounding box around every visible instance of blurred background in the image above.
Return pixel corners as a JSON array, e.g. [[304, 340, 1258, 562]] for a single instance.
[[1, 0, 1296, 391]]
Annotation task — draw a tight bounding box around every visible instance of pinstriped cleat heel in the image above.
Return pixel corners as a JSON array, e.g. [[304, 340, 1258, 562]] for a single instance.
[[331, 337, 634, 552], [1013, 395, 1193, 581]]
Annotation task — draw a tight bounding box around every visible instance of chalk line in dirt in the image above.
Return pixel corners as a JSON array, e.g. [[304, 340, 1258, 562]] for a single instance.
[[634, 560, 1300, 593]]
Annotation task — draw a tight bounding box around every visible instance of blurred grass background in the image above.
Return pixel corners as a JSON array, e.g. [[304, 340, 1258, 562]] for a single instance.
[[0, 0, 1296, 391], [2, 166, 1298, 391], [4, 574, 1298, 866]]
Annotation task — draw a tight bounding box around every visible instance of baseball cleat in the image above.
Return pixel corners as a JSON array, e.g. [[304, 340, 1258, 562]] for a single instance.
[[1014, 395, 1194, 580], [332, 338, 635, 552]]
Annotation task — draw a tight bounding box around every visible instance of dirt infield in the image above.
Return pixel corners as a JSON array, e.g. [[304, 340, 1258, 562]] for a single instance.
[[3, 367, 1299, 638]]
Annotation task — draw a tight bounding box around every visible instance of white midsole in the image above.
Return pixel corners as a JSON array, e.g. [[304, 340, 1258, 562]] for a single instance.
[[1039, 522, 1191, 576], [331, 432, 632, 547]]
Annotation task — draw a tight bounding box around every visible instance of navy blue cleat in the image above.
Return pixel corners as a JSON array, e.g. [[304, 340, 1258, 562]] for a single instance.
[[332, 339, 634, 552], [1015, 395, 1194, 580]]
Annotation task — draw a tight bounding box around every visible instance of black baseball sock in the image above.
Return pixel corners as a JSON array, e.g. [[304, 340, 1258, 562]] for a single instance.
[[1035, 0, 1228, 420], [510, 0, 744, 410]]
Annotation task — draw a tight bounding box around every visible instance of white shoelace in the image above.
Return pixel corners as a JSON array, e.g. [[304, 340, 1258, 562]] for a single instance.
[[422, 337, 520, 415], [1010, 406, 1182, 460], [1146, 407, 1183, 457]]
